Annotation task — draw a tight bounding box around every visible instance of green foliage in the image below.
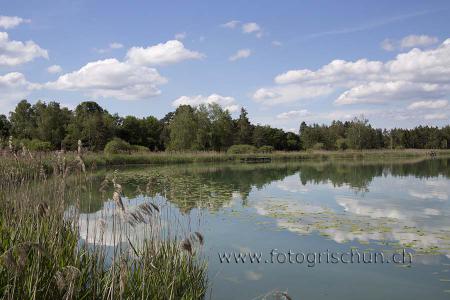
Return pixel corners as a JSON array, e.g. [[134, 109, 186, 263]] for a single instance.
[[336, 138, 349, 150], [0, 114, 11, 140], [227, 144, 257, 154], [3, 100, 450, 153], [26, 139, 52, 151], [104, 138, 132, 154], [312, 142, 325, 150], [131, 145, 149, 152], [258, 145, 274, 153]]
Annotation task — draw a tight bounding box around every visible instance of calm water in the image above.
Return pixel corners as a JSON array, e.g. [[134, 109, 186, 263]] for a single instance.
[[78, 157, 450, 299]]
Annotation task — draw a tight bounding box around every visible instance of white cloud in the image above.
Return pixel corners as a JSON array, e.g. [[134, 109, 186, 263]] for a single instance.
[[172, 94, 239, 112], [46, 58, 167, 100], [109, 42, 123, 49], [229, 49, 251, 61], [0, 32, 48, 66], [272, 40, 282, 47], [276, 110, 311, 119], [126, 40, 204, 66], [400, 34, 438, 49], [47, 64, 63, 74], [381, 35, 438, 51], [407, 100, 448, 110], [242, 22, 263, 38], [0, 16, 29, 29], [253, 39, 450, 107], [94, 42, 124, 53], [381, 39, 395, 51], [221, 20, 240, 29], [174, 32, 187, 40], [0, 72, 37, 113], [424, 113, 447, 120]]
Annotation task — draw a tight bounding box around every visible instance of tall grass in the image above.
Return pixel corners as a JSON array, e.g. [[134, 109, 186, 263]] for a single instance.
[[0, 149, 207, 299]]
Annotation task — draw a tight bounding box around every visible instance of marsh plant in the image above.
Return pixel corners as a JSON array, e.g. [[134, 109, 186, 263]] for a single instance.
[[0, 146, 207, 299]]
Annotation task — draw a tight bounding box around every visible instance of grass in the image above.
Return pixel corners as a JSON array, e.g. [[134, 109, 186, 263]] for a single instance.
[[2, 149, 450, 179], [85, 148, 450, 166], [0, 151, 207, 299]]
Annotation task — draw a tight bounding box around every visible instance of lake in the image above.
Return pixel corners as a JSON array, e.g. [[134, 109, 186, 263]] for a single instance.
[[77, 157, 450, 299]]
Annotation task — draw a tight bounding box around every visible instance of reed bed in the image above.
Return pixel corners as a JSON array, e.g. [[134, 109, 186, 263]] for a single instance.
[[0, 147, 207, 299]]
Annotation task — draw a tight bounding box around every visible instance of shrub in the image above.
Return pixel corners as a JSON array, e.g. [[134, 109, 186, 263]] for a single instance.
[[131, 145, 149, 152], [312, 142, 325, 150], [336, 138, 349, 151], [227, 144, 257, 154], [258, 145, 274, 153], [104, 138, 132, 154], [27, 139, 52, 151]]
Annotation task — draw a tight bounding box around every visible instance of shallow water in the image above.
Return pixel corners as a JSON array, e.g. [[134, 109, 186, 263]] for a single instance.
[[79, 157, 450, 299]]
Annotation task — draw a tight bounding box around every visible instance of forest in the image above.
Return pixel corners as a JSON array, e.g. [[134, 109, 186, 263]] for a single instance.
[[0, 99, 449, 152]]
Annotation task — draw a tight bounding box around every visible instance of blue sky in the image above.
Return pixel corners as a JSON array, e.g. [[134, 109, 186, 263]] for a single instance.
[[1, 0, 449, 130]]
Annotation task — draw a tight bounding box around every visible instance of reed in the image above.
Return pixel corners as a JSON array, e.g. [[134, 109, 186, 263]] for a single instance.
[[0, 146, 207, 299]]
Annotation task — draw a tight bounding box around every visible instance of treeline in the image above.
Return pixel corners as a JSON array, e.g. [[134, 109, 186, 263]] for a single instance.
[[0, 99, 449, 152]]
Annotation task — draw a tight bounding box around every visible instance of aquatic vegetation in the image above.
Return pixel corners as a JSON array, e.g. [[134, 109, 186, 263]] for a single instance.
[[0, 152, 207, 299]]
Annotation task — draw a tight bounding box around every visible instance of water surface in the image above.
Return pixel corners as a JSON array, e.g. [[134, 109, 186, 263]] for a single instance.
[[79, 157, 450, 299]]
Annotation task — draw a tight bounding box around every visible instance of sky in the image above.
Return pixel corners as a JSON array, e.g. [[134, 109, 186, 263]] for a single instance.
[[1, 0, 450, 131]]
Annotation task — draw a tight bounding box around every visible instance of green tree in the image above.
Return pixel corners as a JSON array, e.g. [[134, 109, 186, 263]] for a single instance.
[[63, 101, 115, 150], [235, 107, 253, 144], [0, 114, 11, 140], [168, 105, 198, 150], [10, 100, 36, 139], [209, 103, 233, 151], [33, 101, 72, 149]]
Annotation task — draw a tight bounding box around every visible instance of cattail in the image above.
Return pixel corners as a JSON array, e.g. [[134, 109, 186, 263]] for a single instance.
[[37, 201, 50, 217], [77, 140, 82, 155], [97, 218, 106, 235], [280, 292, 293, 300], [180, 238, 193, 255], [150, 203, 160, 213], [54, 266, 81, 300], [193, 232, 204, 245], [113, 191, 125, 212], [8, 136, 12, 151]]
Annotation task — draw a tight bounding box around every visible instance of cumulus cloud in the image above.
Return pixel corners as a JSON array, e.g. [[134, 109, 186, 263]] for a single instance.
[[47, 64, 62, 74], [172, 94, 239, 112], [242, 22, 263, 38], [0, 16, 29, 29], [46, 58, 167, 100], [221, 20, 240, 29], [407, 100, 448, 110], [222, 20, 263, 37], [381, 35, 438, 51], [253, 39, 450, 106], [0, 72, 37, 113], [44, 40, 205, 100], [229, 49, 251, 61], [276, 110, 311, 119], [0, 32, 48, 66], [126, 40, 204, 66], [94, 42, 124, 53]]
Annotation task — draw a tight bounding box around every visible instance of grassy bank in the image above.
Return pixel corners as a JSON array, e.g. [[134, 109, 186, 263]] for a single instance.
[[84, 149, 450, 166], [1, 149, 450, 177], [0, 154, 207, 299]]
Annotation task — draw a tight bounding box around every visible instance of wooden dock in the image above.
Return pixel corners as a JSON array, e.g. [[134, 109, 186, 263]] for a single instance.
[[240, 156, 272, 163]]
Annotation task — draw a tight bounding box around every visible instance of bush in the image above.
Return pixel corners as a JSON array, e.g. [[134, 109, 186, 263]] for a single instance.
[[227, 144, 257, 154], [104, 138, 132, 154], [336, 138, 349, 151], [131, 145, 150, 152], [312, 142, 325, 150], [258, 145, 274, 153]]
